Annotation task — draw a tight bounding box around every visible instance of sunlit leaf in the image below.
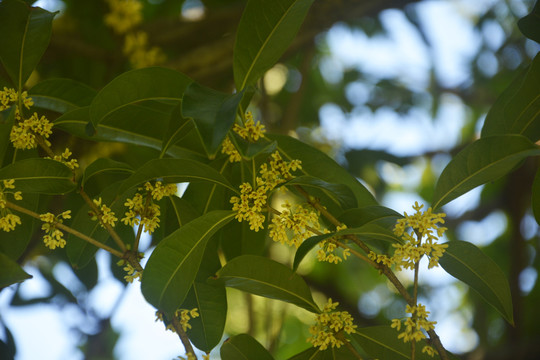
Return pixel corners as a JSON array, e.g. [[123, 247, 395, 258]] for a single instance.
[[210, 255, 320, 313], [29, 78, 96, 113], [233, 0, 315, 90], [0, 0, 56, 88], [439, 241, 514, 325], [221, 334, 274, 360], [89, 67, 192, 128], [0, 158, 75, 194], [432, 135, 540, 210], [182, 82, 244, 157], [141, 211, 235, 317], [0, 252, 32, 288]]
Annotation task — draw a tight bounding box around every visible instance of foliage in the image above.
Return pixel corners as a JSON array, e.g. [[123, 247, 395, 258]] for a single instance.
[[0, 0, 539, 359]]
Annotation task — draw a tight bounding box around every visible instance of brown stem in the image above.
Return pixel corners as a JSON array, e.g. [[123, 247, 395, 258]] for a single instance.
[[79, 188, 127, 252], [5, 200, 124, 258], [171, 314, 197, 360]]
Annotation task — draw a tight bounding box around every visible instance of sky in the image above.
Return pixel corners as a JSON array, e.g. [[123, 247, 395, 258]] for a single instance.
[[1, 0, 538, 359]]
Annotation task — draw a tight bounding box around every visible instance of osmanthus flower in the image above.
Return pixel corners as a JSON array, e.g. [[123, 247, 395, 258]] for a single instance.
[[391, 303, 437, 356], [221, 136, 242, 163], [123, 30, 165, 68], [317, 224, 351, 264], [122, 181, 177, 234], [0, 87, 33, 111], [269, 201, 321, 247], [307, 298, 357, 350], [48, 148, 79, 170], [369, 201, 448, 270], [230, 151, 302, 232], [40, 211, 71, 250], [10, 112, 54, 150], [117, 255, 144, 283], [104, 0, 143, 34], [0, 179, 23, 232], [91, 197, 118, 228], [155, 308, 199, 333], [233, 111, 266, 142]]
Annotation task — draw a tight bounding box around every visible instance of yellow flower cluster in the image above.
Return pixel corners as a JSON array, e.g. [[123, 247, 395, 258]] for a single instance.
[[230, 152, 302, 231], [48, 148, 79, 170], [317, 225, 351, 264], [369, 202, 448, 270], [104, 0, 142, 34], [117, 258, 143, 283], [40, 210, 71, 250], [269, 201, 321, 247], [307, 298, 357, 351], [91, 197, 118, 228], [0, 87, 33, 111], [105, 0, 165, 68], [10, 112, 53, 150], [122, 181, 177, 234], [221, 136, 242, 163], [233, 111, 266, 142], [391, 303, 437, 355], [0, 179, 23, 232], [155, 308, 199, 333]]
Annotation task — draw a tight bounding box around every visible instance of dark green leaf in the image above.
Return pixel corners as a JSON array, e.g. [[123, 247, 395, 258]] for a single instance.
[[532, 167, 540, 226], [338, 206, 403, 228], [0, 193, 39, 259], [221, 334, 274, 360], [210, 255, 320, 313], [432, 135, 540, 210], [284, 175, 357, 209], [0, 158, 75, 194], [117, 158, 238, 196], [160, 103, 195, 157], [182, 82, 244, 157], [439, 241, 514, 325], [518, 2, 540, 43], [481, 53, 540, 141], [82, 158, 133, 187], [0, 0, 56, 88], [352, 326, 440, 360], [0, 252, 32, 288], [233, 0, 315, 90], [269, 134, 377, 208], [89, 67, 192, 127], [141, 210, 235, 317], [287, 346, 359, 360], [29, 78, 96, 113]]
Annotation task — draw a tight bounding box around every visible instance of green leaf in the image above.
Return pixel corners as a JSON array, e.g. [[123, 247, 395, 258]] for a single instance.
[[0, 193, 39, 259], [182, 82, 244, 157], [284, 175, 357, 209], [82, 158, 133, 187], [55, 105, 207, 160], [293, 224, 401, 272], [481, 53, 540, 141], [210, 255, 320, 313], [221, 334, 274, 360], [0, 0, 56, 88], [89, 67, 192, 128], [432, 135, 540, 210], [160, 103, 195, 157], [287, 346, 359, 360], [29, 78, 96, 113], [233, 0, 314, 90], [117, 158, 238, 196], [0, 107, 17, 167], [141, 210, 235, 317], [338, 206, 403, 228], [518, 2, 540, 43], [532, 167, 540, 226], [0, 251, 32, 288], [0, 158, 75, 194], [352, 326, 440, 360], [439, 241, 514, 325], [269, 134, 377, 208]]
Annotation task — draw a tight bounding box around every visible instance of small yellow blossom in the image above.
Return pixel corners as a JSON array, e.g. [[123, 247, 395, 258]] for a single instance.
[[0, 179, 23, 232], [422, 345, 436, 357], [269, 201, 321, 247], [0, 88, 32, 111], [307, 298, 357, 351], [104, 0, 142, 34], [40, 210, 71, 249], [92, 197, 118, 228], [10, 112, 53, 150], [233, 111, 266, 142], [123, 31, 165, 68], [317, 224, 351, 264], [392, 303, 436, 344], [221, 136, 242, 163]]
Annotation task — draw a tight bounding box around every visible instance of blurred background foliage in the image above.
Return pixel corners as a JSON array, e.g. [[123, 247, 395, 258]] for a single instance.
[[1, 0, 539, 359]]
